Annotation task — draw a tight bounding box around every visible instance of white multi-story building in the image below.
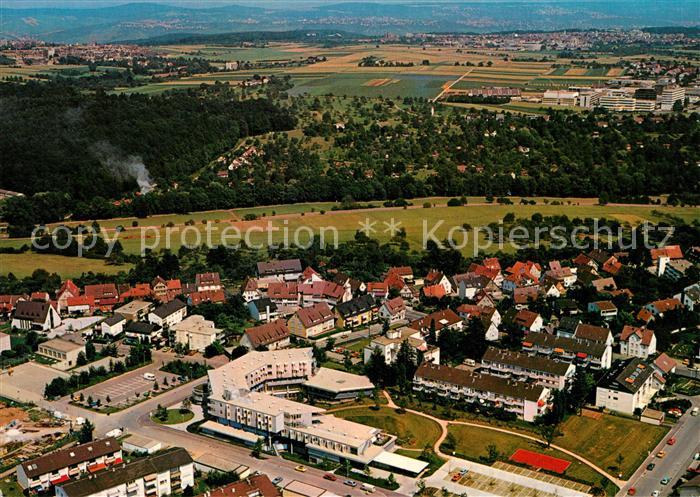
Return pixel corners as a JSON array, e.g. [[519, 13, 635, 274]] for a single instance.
[[619, 325, 657, 359], [413, 362, 550, 422], [595, 359, 659, 415], [54, 448, 193, 497], [17, 438, 122, 491], [480, 347, 576, 390], [363, 326, 440, 365], [659, 86, 685, 110], [148, 299, 187, 328], [172, 315, 223, 352]]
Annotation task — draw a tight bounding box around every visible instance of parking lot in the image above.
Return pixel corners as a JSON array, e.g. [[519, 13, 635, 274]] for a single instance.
[[76, 363, 184, 408], [493, 462, 591, 494], [444, 470, 559, 497], [0, 362, 69, 403]]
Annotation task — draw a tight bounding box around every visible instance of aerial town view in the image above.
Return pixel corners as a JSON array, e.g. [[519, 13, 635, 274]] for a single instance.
[[0, 1, 699, 497]]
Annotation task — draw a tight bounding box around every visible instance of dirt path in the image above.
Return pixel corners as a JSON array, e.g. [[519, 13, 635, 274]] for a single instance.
[[432, 67, 474, 102]]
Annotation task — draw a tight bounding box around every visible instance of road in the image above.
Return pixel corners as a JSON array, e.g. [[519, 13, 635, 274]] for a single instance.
[[431, 68, 474, 102], [618, 395, 700, 497], [42, 377, 405, 496]]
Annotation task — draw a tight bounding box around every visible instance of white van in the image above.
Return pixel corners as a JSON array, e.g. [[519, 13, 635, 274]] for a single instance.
[[361, 483, 375, 493], [143, 372, 156, 381], [692, 407, 699, 416]]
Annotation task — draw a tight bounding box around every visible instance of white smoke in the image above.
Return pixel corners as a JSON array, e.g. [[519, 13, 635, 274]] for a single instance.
[[91, 141, 155, 194]]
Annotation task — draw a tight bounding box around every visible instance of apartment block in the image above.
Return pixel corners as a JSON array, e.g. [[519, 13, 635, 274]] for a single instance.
[[413, 362, 550, 422], [54, 448, 194, 497], [595, 359, 659, 415], [522, 332, 612, 369], [17, 438, 122, 491], [659, 86, 685, 110], [480, 347, 576, 390]]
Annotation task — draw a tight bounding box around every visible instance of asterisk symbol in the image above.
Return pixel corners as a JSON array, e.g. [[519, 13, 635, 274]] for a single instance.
[[358, 218, 377, 235], [383, 218, 402, 236]]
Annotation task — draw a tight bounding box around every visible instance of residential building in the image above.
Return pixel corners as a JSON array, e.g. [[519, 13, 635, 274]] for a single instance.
[[100, 314, 126, 337], [574, 323, 614, 347], [652, 352, 677, 377], [37, 338, 85, 370], [424, 270, 453, 295], [587, 301, 618, 320], [287, 302, 335, 339], [11, 301, 61, 332], [298, 280, 349, 307], [54, 448, 194, 497], [17, 437, 122, 491], [195, 272, 222, 292], [457, 304, 500, 341], [240, 319, 290, 350], [595, 359, 659, 415], [413, 362, 550, 422], [84, 284, 119, 310], [335, 295, 377, 329], [256, 259, 303, 281], [522, 333, 612, 369], [195, 476, 281, 497], [302, 367, 374, 401], [56, 280, 80, 314], [408, 308, 462, 338], [172, 315, 223, 352], [148, 299, 187, 328], [378, 297, 406, 324], [248, 298, 279, 323], [124, 322, 162, 344], [66, 296, 95, 316], [188, 290, 226, 306], [619, 325, 656, 359], [114, 300, 153, 322], [0, 294, 26, 318], [480, 347, 576, 390], [363, 326, 440, 365], [513, 310, 543, 333]]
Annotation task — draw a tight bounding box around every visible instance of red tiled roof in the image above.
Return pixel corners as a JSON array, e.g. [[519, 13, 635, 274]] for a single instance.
[[575, 323, 611, 342], [653, 353, 677, 374], [422, 284, 446, 299], [409, 308, 461, 332], [189, 290, 225, 305], [514, 309, 540, 328], [383, 296, 405, 315], [650, 245, 683, 260], [244, 319, 290, 348], [620, 325, 655, 346], [66, 296, 95, 307], [294, 302, 334, 328]]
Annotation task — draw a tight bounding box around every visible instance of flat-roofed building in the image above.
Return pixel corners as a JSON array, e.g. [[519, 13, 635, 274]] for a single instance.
[[414, 362, 550, 422], [17, 437, 122, 491], [54, 448, 193, 497], [114, 300, 153, 322], [303, 367, 374, 401], [659, 85, 685, 110], [598, 90, 637, 112], [542, 90, 579, 106], [480, 347, 576, 390], [172, 315, 222, 352], [37, 338, 85, 370]]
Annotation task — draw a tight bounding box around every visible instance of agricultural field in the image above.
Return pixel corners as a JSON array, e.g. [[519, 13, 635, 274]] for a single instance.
[[0, 253, 132, 278]]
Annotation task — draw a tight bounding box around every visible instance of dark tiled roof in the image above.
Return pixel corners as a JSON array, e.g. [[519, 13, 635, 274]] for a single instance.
[[598, 359, 654, 394], [524, 333, 607, 359], [482, 347, 572, 376], [151, 299, 186, 319], [575, 323, 611, 342], [124, 321, 161, 335], [415, 362, 546, 402], [21, 438, 120, 478], [256, 259, 302, 276], [250, 298, 278, 313], [13, 301, 50, 323], [58, 448, 192, 497], [336, 294, 376, 317]]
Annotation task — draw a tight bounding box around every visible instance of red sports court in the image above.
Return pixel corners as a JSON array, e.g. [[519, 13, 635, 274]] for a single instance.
[[509, 449, 571, 474]]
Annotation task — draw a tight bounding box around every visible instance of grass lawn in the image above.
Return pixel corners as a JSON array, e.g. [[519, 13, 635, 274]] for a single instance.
[[0, 479, 24, 497], [0, 253, 132, 278], [557, 414, 668, 479], [334, 406, 442, 450], [445, 424, 603, 486], [151, 409, 195, 425]]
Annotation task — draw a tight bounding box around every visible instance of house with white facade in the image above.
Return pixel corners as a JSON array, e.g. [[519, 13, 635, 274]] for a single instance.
[[595, 358, 659, 415], [148, 299, 187, 328], [619, 325, 657, 359]]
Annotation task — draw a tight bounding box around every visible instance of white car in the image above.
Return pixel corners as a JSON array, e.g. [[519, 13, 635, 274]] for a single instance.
[[652, 490, 660, 497]]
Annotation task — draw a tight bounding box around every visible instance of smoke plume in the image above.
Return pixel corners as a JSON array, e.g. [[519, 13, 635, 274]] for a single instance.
[[91, 141, 155, 194]]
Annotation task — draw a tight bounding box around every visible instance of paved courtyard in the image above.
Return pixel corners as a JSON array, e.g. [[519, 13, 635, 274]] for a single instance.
[[0, 362, 69, 403]]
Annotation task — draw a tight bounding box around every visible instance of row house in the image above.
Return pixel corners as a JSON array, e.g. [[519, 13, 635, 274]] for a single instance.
[[413, 362, 550, 422], [522, 332, 612, 369], [54, 448, 193, 497], [17, 437, 122, 491], [574, 323, 614, 347], [187, 289, 225, 306], [480, 347, 576, 390]]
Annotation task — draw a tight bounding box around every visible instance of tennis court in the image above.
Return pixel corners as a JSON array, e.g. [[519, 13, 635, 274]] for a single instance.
[[510, 449, 571, 474]]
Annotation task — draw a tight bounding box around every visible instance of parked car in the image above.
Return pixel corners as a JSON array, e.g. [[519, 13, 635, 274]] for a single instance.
[[323, 473, 337, 481], [692, 407, 699, 416], [452, 473, 461, 482], [647, 463, 656, 471], [460, 468, 468, 476], [343, 480, 357, 487], [656, 450, 666, 458], [627, 488, 636, 495], [652, 491, 660, 497], [667, 437, 676, 445], [272, 477, 283, 485], [660, 477, 671, 485], [294, 465, 307, 472]]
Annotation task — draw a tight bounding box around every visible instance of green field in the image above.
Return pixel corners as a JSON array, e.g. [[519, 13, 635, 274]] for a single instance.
[[0, 253, 133, 278], [334, 406, 442, 450], [556, 414, 668, 479], [445, 424, 602, 486], [288, 72, 453, 98]]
